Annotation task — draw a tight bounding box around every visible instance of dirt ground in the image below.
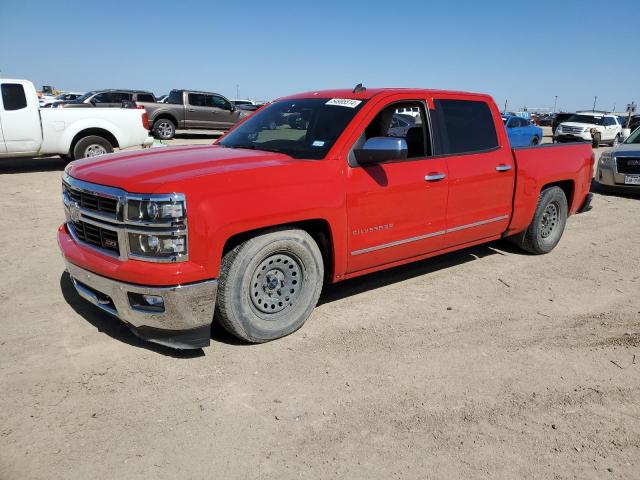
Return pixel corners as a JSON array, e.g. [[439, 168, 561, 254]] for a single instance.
[[1, 132, 639, 479]]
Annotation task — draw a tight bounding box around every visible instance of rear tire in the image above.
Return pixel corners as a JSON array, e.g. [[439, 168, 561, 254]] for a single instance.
[[591, 133, 601, 148], [215, 228, 324, 343], [512, 186, 568, 254], [72, 135, 113, 159], [153, 118, 176, 140]]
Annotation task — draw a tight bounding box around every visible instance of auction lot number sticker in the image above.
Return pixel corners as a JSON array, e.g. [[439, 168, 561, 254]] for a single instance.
[[326, 98, 362, 108]]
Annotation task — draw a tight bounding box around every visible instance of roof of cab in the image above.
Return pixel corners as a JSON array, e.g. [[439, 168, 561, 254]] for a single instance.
[[279, 87, 492, 102]]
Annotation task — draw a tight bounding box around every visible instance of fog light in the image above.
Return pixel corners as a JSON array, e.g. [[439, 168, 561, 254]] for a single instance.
[[143, 295, 164, 307], [128, 292, 165, 312]]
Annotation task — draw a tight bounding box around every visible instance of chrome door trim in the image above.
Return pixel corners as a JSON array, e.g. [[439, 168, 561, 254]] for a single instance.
[[350, 215, 510, 256]]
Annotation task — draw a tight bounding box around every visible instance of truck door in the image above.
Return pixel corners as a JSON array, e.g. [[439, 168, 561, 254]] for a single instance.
[[346, 98, 449, 274], [185, 93, 212, 129], [431, 97, 514, 248], [207, 94, 236, 130], [0, 82, 41, 154]]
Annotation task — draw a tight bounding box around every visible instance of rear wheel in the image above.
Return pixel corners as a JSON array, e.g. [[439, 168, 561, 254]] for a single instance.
[[512, 186, 568, 254], [72, 135, 113, 159], [215, 228, 324, 343], [153, 118, 176, 140]]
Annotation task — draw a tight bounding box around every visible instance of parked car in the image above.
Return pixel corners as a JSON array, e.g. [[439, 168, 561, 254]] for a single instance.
[[40, 92, 84, 108], [596, 126, 640, 193], [551, 112, 574, 135], [144, 89, 250, 139], [58, 86, 593, 349], [0, 79, 151, 160], [555, 113, 622, 147], [537, 114, 554, 127], [57, 90, 157, 108], [156, 95, 168, 103], [502, 115, 543, 146]]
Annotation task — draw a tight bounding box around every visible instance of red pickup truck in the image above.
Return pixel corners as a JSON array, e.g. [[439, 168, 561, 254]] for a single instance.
[[58, 86, 594, 349]]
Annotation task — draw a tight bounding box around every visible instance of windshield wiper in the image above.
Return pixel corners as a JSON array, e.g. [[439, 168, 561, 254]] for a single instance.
[[227, 145, 285, 155]]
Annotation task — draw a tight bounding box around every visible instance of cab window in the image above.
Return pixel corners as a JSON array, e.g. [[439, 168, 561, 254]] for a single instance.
[[1, 83, 27, 111], [349, 101, 431, 166]]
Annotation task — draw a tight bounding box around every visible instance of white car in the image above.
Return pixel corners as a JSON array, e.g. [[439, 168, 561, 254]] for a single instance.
[[555, 112, 622, 147], [1, 79, 152, 160]]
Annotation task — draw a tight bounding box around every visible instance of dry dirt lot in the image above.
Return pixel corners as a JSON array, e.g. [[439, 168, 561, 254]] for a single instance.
[[1, 134, 639, 479]]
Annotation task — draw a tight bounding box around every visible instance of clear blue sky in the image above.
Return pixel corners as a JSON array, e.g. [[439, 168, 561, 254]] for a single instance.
[[1, 0, 637, 112]]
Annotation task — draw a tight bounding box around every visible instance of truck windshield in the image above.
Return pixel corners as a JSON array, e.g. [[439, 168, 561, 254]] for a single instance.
[[218, 98, 366, 159], [566, 115, 604, 125], [624, 128, 640, 144]]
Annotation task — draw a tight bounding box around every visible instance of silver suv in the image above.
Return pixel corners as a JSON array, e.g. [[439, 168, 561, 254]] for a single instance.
[[596, 127, 640, 193]]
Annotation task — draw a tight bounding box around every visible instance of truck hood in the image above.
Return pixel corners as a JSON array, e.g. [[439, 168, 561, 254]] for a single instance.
[[612, 143, 640, 155], [66, 145, 303, 193]]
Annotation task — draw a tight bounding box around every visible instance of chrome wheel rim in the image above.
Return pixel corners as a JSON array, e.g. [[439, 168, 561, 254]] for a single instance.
[[156, 121, 173, 138], [540, 203, 559, 238], [84, 144, 107, 157], [250, 253, 302, 314]]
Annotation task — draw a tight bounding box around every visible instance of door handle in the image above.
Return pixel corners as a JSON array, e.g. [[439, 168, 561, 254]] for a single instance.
[[495, 164, 512, 172], [188, 108, 195, 112], [424, 173, 446, 181]]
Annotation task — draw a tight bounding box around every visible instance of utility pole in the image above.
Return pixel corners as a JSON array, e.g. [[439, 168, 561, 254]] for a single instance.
[[553, 95, 558, 113], [592, 95, 598, 112]]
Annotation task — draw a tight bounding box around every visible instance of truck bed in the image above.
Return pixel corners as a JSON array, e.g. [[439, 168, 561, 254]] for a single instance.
[[507, 142, 594, 235]]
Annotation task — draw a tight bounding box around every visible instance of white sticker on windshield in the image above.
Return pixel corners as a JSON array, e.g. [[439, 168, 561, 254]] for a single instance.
[[312, 140, 326, 147], [325, 98, 362, 108]]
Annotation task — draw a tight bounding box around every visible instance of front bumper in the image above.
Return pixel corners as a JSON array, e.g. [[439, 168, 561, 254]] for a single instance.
[[555, 132, 591, 142], [65, 260, 217, 349], [596, 162, 640, 192]]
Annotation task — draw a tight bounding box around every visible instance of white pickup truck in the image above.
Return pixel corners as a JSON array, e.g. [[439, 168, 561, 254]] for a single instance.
[[0, 79, 152, 160]]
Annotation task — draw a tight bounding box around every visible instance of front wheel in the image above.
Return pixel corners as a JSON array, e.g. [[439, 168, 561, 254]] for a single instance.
[[512, 186, 568, 254], [215, 228, 324, 343]]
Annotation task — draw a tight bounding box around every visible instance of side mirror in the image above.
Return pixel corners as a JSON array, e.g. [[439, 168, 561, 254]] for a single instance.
[[354, 137, 408, 165]]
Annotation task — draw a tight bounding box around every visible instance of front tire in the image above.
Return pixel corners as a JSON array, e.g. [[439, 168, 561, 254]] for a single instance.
[[513, 186, 568, 254], [215, 228, 324, 343], [72, 135, 113, 159]]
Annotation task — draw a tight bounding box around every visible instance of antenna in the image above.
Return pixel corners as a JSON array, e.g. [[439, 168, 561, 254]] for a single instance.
[[352, 83, 366, 94]]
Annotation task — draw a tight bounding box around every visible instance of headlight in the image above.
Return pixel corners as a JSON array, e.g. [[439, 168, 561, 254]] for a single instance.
[[599, 152, 614, 166], [126, 197, 185, 223], [128, 232, 187, 259]]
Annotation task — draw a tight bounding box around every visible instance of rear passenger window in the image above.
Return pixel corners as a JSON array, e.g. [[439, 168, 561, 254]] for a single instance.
[[136, 93, 155, 103], [1, 83, 28, 111], [433, 99, 498, 155], [189, 93, 207, 106]]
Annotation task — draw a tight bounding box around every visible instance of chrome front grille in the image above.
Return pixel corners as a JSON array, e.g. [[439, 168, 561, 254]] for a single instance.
[[561, 125, 584, 134], [63, 183, 118, 216], [69, 219, 120, 254], [62, 173, 188, 262]]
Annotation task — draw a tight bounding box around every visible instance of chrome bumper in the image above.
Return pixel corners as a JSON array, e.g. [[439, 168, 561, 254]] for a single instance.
[[65, 261, 217, 349], [596, 163, 640, 191]]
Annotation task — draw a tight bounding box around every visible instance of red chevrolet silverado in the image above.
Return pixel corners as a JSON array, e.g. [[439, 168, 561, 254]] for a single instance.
[[58, 86, 594, 349]]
